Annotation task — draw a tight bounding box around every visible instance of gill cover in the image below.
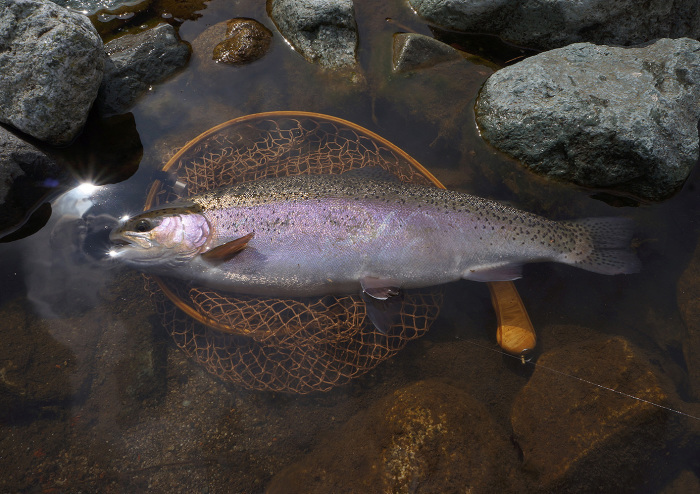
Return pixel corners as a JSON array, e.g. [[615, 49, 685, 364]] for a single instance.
[[109, 206, 212, 266]]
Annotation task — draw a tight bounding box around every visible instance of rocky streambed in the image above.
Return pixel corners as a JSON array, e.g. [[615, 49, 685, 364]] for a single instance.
[[1, 0, 699, 492]]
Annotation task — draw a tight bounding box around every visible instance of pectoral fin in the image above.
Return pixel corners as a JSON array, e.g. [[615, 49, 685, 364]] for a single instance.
[[201, 232, 254, 263]]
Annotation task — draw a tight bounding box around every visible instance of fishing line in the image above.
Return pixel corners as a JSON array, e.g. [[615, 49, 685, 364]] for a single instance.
[[456, 336, 700, 421]]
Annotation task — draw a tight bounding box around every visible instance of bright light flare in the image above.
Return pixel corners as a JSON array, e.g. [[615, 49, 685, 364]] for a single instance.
[[76, 182, 100, 196]]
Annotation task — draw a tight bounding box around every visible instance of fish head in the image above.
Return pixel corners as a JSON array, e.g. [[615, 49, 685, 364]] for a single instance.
[[109, 207, 211, 268]]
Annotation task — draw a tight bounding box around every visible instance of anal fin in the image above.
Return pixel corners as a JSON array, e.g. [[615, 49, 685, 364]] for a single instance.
[[361, 291, 402, 335], [462, 264, 523, 282]]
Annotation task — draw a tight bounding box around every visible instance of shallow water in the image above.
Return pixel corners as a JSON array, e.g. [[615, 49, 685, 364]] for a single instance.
[[1, 0, 699, 492]]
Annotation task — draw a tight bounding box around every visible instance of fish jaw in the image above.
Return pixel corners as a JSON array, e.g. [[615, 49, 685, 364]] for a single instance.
[[109, 212, 212, 268]]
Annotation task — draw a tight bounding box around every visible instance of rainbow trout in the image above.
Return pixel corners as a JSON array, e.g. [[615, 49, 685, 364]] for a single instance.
[[109, 171, 639, 300]]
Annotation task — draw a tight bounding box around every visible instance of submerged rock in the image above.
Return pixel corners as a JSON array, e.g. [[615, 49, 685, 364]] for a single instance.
[[678, 239, 700, 401], [0, 0, 105, 145], [190, 20, 229, 68], [392, 33, 462, 73], [475, 38, 700, 201], [408, 0, 700, 51], [268, 0, 358, 70], [96, 23, 191, 116], [267, 380, 518, 493], [0, 299, 76, 419], [664, 470, 700, 494], [511, 336, 674, 492], [212, 18, 273, 65]]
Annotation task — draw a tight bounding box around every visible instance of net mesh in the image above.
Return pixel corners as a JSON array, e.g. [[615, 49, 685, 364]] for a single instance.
[[144, 112, 443, 393]]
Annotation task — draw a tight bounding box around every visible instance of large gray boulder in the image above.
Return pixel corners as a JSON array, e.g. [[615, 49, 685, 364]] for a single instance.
[[0, 0, 105, 145], [475, 38, 700, 201], [96, 23, 191, 116], [268, 0, 358, 70], [408, 0, 700, 50]]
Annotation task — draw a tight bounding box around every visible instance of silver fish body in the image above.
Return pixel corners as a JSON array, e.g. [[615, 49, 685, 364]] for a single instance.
[[109, 173, 639, 296]]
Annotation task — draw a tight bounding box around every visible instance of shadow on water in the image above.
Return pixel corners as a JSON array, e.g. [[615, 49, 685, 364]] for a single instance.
[[1, 0, 700, 492], [0, 113, 142, 243]]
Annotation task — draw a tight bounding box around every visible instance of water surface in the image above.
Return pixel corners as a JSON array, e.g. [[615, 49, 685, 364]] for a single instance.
[[1, 0, 699, 491]]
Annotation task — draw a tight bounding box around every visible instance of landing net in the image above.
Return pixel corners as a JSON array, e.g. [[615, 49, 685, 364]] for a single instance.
[[143, 112, 443, 393]]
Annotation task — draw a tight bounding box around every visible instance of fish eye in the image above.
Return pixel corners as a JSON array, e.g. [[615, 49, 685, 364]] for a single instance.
[[134, 219, 153, 233]]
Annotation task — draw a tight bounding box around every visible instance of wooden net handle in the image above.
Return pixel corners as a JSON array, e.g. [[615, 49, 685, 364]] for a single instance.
[[488, 281, 536, 358]]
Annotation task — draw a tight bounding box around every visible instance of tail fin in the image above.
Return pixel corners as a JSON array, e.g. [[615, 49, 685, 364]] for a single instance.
[[563, 218, 641, 275]]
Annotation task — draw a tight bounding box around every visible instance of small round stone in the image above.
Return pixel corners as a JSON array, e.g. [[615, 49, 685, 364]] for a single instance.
[[212, 18, 272, 64]]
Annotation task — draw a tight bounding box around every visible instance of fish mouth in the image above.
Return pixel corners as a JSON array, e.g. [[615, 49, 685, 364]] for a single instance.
[[109, 230, 152, 249], [111, 238, 131, 247]]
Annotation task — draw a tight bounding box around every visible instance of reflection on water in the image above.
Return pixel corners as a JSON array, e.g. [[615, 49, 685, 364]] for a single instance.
[[25, 185, 117, 318], [1, 0, 699, 492]]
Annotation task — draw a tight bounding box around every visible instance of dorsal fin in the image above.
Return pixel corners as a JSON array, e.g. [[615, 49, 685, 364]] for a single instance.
[[201, 232, 254, 263]]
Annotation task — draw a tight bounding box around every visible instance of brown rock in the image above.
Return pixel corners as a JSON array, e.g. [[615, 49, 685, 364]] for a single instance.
[[267, 379, 518, 493], [511, 336, 672, 493], [191, 18, 272, 67], [212, 18, 273, 64]]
